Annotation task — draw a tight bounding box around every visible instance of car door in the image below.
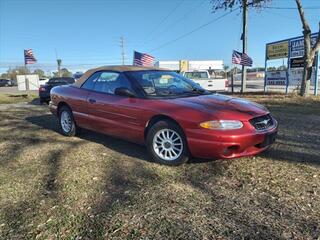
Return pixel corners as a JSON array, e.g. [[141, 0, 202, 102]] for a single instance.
[[86, 71, 145, 143], [69, 72, 101, 129]]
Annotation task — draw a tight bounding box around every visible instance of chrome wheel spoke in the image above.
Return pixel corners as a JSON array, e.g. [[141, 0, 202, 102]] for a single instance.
[[170, 150, 176, 157], [172, 137, 179, 142], [161, 132, 166, 139], [173, 146, 180, 151], [158, 135, 164, 141], [160, 149, 165, 155], [169, 131, 174, 139]]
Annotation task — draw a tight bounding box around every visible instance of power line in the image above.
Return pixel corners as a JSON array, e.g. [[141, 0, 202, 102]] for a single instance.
[[264, 9, 297, 20], [145, 0, 207, 44], [138, 0, 185, 47], [265, 6, 320, 10], [149, 7, 240, 53]]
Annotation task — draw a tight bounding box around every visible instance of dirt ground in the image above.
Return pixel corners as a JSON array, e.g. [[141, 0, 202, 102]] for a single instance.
[[0, 94, 319, 239]]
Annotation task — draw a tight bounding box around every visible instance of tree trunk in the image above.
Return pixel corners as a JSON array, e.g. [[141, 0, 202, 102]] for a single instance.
[[300, 61, 312, 96], [295, 0, 320, 97], [299, 30, 312, 96]]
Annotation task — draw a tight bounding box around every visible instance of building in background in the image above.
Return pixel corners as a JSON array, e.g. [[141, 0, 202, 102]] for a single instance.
[[155, 60, 224, 77]]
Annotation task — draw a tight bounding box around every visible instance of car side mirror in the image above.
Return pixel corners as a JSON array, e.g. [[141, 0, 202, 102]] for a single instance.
[[114, 87, 136, 98]]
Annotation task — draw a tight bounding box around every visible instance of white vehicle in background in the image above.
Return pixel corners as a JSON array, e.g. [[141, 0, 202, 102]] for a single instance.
[[182, 70, 228, 92], [39, 78, 49, 86]]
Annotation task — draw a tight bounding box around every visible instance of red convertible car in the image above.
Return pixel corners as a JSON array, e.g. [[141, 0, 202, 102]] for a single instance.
[[49, 66, 277, 165]]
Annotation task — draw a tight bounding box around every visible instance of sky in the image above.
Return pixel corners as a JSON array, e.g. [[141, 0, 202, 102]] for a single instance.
[[0, 0, 319, 73]]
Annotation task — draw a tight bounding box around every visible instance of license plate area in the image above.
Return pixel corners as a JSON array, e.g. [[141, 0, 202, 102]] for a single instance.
[[256, 131, 277, 148]]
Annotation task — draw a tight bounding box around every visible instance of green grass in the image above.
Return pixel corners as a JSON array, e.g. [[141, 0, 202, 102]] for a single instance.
[[0, 94, 319, 239], [0, 93, 37, 104]]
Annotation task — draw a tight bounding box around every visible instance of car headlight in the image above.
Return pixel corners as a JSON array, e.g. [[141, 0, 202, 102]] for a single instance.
[[200, 120, 243, 130]]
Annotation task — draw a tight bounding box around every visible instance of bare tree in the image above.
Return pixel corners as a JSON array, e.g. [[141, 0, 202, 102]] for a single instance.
[[212, 0, 270, 93], [295, 0, 320, 96], [212, 0, 269, 11]]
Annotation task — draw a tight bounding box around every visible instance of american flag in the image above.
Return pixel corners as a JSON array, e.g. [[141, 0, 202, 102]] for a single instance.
[[24, 49, 37, 64], [133, 51, 154, 66], [232, 50, 253, 67]]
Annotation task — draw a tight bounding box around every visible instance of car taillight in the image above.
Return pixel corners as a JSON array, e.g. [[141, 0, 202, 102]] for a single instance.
[[225, 80, 228, 87], [39, 86, 46, 91]]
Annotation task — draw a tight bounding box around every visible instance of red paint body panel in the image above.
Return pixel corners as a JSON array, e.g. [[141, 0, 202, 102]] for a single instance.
[[50, 85, 278, 159]]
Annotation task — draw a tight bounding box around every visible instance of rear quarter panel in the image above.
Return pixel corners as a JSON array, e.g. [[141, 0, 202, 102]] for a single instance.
[[50, 85, 91, 128]]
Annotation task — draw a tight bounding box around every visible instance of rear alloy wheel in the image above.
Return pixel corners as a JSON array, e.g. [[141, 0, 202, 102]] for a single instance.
[[147, 120, 189, 165], [59, 106, 79, 136]]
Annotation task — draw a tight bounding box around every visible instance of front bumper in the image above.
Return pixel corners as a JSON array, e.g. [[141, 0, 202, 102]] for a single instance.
[[49, 102, 58, 116], [39, 91, 50, 100], [186, 123, 278, 159]]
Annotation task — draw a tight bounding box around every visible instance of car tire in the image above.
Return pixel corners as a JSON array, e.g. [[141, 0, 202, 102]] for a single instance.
[[146, 120, 189, 166], [58, 106, 79, 137]]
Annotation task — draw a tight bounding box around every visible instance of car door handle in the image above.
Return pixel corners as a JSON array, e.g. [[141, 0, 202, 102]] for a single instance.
[[88, 98, 96, 104]]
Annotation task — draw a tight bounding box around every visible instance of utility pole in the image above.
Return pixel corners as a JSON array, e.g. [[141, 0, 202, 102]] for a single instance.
[[57, 59, 62, 77], [241, 0, 248, 93], [55, 49, 62, 77], [120, 36, 125, 65]]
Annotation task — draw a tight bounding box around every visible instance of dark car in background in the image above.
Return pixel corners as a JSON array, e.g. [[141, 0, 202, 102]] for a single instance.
[[73, 72, 84, 80], [0, 79, 13, 87], [39, 77, 75, 104]]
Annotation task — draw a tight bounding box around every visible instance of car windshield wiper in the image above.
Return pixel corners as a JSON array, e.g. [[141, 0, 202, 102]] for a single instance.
[[183, 88, 207, 95], [192, 87, 206, 93], [156, 90, 177, 96], [154, 88, 209, 97]]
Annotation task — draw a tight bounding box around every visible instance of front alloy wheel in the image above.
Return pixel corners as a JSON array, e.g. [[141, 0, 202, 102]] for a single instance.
[[147, 120, 189, 165], [152, 129, 183, 161]]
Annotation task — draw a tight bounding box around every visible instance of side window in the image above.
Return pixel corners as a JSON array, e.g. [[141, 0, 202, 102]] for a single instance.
[[94, 72, 132, 95], [81, 72, 101, 90]]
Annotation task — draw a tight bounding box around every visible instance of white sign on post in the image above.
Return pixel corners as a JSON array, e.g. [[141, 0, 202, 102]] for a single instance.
[[266, 71, 287, 85], [17, 75, 27, 91], [289, 68, 316, 87], [17, 75, 40, 91]]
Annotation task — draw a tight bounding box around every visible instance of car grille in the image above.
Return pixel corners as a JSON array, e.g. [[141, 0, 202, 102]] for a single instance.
[[249, 114, 274, 131]]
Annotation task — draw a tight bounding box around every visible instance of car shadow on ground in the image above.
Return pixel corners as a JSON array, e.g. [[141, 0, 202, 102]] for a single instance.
[[29, 97, 41, 105], [25, 113, 320, 166], [25, 114, 151, 162], [25, 114, 215, 164]]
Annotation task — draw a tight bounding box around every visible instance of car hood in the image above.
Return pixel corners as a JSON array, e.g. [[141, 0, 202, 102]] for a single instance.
[[167, 94, 269, 121]]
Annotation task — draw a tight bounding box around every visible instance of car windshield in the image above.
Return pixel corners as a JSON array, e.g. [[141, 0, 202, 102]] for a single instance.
[[126, 70, 210, 98], [184, 72, 208, 79]]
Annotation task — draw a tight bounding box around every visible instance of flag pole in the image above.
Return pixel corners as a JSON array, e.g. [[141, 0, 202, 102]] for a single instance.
[[231, 65, 235, 94], [25, 65, 30, 91], [24, 50, 29, 91]]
